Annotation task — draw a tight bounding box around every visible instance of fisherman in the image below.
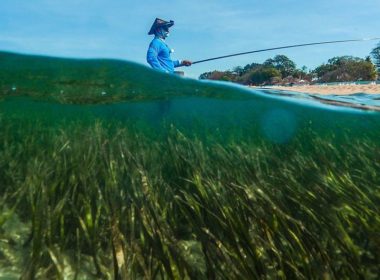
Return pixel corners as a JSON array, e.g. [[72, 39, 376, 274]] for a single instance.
[[147, 18, 192, 73]]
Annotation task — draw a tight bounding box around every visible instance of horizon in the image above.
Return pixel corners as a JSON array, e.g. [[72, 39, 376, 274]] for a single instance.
[[1, 0, 379, 78]]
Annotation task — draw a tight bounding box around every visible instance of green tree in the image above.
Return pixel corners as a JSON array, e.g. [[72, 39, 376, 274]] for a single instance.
[[313, 63, 337, 79], [199, 72, 213, 80], [248, 67, 281, 85], [293, 66, 310, 80], [242, 62, 262, 74], [370, 42, 380, 77], [264, 55, 296, 78], [232, 66, 244, 76], [199, 70, 237, 82], [313, 56, 376, 82], [219, 71, 236, 82]]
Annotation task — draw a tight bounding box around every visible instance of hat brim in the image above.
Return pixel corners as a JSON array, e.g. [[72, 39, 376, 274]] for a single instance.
[[148, 19, 174, 35]]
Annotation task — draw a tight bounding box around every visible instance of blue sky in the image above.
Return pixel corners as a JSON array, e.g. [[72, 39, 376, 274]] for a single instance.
[[1, 0, 379, 78]]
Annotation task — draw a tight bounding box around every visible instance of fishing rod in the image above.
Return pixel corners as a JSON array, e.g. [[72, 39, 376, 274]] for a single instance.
[[192, 37, 380, 65]]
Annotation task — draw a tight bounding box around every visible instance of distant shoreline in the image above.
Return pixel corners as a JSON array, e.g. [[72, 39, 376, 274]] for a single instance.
[[253, 84, 380, 95]]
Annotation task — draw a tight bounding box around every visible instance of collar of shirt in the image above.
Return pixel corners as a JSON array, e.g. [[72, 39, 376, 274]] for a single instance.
[[156, 37, 174, 53]]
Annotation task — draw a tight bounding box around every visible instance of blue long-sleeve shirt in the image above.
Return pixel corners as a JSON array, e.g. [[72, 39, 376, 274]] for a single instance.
[[147, 37, 181, 73]]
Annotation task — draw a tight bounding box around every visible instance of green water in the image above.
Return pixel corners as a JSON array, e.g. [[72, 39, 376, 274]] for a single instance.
[[0, 52, 379, 279]]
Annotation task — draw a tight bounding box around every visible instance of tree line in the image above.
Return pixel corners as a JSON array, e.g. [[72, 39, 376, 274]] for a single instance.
[[199, 43, 380, 85]]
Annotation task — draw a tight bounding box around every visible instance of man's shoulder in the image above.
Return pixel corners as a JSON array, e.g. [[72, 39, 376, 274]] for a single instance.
[[150, 38, 165, 47]]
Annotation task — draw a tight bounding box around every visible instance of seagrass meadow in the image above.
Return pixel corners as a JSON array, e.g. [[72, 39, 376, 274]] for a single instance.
[[0, 51, 380, 279]]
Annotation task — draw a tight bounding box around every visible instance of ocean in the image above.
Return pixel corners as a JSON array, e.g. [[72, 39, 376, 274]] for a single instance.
[[0, 52, 379, 279]]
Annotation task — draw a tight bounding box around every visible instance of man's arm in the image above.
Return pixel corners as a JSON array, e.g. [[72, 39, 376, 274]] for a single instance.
[[173, 60, 192, 68]]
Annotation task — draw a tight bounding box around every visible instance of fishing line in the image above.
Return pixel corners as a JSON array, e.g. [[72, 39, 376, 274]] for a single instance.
[[192, 37, 380, 65]]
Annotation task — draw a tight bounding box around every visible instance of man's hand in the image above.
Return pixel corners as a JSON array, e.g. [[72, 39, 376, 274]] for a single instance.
[[182, 60, 192, 66]]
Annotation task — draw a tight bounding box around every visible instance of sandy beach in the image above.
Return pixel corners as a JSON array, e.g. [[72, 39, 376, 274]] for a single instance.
[[257, 84, 380, 95]]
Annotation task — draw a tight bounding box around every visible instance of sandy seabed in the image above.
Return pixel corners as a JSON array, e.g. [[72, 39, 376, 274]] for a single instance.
[[257, 84, 380, 95]]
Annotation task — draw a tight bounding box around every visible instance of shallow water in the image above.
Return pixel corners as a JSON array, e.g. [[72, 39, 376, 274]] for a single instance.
[[1, 52, 380, 279]]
